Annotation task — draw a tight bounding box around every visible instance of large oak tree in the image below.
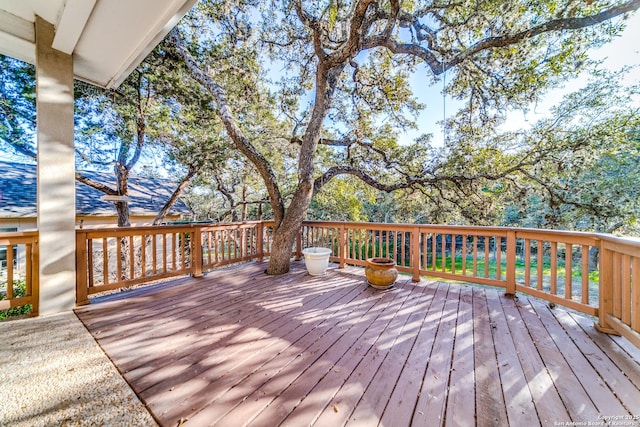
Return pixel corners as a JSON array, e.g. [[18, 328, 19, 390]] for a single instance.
[[168, 0, 639, 274]]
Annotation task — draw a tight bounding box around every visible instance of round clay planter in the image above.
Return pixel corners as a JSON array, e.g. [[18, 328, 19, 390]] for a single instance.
[[365, 257, 398, 289]]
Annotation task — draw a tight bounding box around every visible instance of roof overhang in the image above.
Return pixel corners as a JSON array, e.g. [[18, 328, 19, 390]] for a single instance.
[[0, 0, 196, 88]]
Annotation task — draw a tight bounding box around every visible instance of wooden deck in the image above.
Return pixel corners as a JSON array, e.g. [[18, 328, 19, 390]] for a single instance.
[[75, 261, 640, 427]]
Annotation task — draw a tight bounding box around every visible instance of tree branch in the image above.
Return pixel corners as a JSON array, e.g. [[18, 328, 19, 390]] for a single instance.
[[167, 29, 286, 226], [153, 166, 198, 225], [75, 172, 118, 195], [364, 0, 640, 75]]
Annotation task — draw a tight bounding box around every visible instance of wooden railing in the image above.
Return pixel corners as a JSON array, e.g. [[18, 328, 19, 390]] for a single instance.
[[76, 226, 197, 304], [0, 231, 39, 316], [71, 220, 638, 348], [200, 221, 264, 269], [296, 222, 600, 314], [75, 222, 265, 304], [598, 235, 640, 348]]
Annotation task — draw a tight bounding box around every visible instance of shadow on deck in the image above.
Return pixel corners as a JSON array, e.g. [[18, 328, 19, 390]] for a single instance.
[[75, 261, 640, 427]]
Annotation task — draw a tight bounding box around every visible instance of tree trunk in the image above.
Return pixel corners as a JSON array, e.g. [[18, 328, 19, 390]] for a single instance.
[[115, 200, 131, 227], [266, 177, 315, 274], [241, 185, 248, 221], [267, 223, 301, 275]]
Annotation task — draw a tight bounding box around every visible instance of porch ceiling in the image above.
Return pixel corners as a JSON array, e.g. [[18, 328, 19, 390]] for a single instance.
[[0, 0, 196, 88]]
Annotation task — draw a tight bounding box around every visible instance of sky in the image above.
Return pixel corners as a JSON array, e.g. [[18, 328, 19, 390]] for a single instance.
[[402, 12, 640, 146]]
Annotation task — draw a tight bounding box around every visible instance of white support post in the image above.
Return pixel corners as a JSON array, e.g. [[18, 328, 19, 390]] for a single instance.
[[35, 16, 76, 315]]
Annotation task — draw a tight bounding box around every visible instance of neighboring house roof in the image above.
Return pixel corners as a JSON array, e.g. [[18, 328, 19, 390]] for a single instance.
[[0, 161, 191, 218]]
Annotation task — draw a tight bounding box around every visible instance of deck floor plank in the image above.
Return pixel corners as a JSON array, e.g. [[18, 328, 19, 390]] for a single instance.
[[528, 299, 630, 417], [410, 284, 460, 427], [148, 273, 373, 425], [344, 280, 434, 426], [377, 282, 448, 427], [186, 277, 399, 426], [74, 262, 640, 427], [550, 309, 640, 412], [485, 288, 540, 426], [277, 281, 414, 427], [130, 272, 362, 395], [568, 311, 640, 390], [498, 293, 570, 425], [316, 285, 448, 426], [516, 297, 600, 420], [472, 287, 508, 427], [445, 285, 476, 427]]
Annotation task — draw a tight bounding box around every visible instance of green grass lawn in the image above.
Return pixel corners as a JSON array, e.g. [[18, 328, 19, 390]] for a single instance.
[[424, 253, 599, 306]]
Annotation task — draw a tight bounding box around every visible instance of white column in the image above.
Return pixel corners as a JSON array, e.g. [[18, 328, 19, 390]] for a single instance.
[[35, 16, 76, 315]]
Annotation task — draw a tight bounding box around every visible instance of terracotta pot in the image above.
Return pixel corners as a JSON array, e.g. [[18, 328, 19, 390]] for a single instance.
[[365, 257, 398, 289]]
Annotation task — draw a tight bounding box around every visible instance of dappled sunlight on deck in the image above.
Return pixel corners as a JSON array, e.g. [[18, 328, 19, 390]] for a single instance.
[[75, 261, 640, 427]]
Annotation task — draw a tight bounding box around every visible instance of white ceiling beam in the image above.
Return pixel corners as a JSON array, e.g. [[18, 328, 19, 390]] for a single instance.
[[0, 31, 35, 65], [52, 0, 96, 54], [0, 9, 34, 42]]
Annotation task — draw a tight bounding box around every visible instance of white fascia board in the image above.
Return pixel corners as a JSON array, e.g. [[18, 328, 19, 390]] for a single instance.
[[52, 0, 97, 54], [106, 0, 197, 88]]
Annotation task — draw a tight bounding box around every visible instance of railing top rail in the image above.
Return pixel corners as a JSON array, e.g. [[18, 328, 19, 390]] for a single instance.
[[599, 233, 640, 248], [299, 220, 604, 239], [74, 221, 264, 235], [61, 219, 640, 250], [0, 231, 38, 246], [0, 230, 38, 239]]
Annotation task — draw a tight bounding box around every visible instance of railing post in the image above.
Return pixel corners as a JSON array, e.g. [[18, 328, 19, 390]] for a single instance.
[[505, 229, 516, 295], [75, 231, 89, 306], [257, 222, 264, 262], [295, 229, 302, 261], [30, 236, 40, 316], [339, 224, 346, 268], [193, 227, 203, 278], [411, 226, 421, 282], [596, 240, 618, 334]]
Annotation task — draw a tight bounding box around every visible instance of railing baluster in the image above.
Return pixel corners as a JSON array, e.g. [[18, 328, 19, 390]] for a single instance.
[[495, 236, 500, 280], [537, 240, 543, 291], [472, 235, 478, 277], [484, 236, 490, 278], [116, 237, 122, 281], [102, 238, 108, 285], [550, 241, 557, 295], [152, 234, 157, 275], [621, 254, 631, 325], [6, 241, 13, 299], [632, 257, 640, 334], [441, 234, 446, 273], [565, 243, 573, 301], [613, 252, 621, 318], [525, 239, 531, 287], [129, 235, 135, 278], [451, 234, 457, 275], [581, 244, 589, 305], [162, 233, 167, 273], [141, 234, 147, 277], [461, 235, 467, 276]]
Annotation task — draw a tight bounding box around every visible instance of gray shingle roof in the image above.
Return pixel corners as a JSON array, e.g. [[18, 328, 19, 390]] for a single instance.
[[0, 161, 192, 218]]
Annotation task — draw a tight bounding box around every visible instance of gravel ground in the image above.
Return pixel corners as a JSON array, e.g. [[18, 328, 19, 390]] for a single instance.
[[0, 312, 157, 427]]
